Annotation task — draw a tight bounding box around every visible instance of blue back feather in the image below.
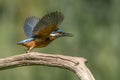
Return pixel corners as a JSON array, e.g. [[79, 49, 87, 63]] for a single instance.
[[17, 38, 34, 44]]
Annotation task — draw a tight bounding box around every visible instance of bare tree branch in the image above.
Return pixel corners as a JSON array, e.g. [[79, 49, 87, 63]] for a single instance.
[[0, 52, 95, 80]]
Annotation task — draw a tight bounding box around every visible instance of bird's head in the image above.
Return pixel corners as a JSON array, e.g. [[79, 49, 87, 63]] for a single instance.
[[50, 29, 73, 38]]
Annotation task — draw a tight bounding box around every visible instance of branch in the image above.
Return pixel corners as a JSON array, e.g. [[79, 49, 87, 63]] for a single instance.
[[0, 52, 95, 80]]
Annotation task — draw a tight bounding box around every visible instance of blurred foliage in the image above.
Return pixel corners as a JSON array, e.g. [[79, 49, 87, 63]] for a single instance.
[[0, 0, 120, 80]]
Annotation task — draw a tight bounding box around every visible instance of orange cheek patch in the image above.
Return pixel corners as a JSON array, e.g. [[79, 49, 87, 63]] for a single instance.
[[50, 36, 56, 40]]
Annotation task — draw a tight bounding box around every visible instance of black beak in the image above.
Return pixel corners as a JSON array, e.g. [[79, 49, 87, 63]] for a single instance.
[[59, 32, 73, 37]]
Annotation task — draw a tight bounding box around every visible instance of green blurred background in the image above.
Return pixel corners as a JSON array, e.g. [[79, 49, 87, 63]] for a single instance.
[[0, 0, 120, 80]]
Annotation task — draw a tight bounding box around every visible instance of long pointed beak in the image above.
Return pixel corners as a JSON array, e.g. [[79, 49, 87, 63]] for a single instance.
[[60, 32, 73, 37]]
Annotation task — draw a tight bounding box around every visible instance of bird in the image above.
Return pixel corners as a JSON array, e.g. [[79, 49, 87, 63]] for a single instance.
[[17, 11, 73, 53]]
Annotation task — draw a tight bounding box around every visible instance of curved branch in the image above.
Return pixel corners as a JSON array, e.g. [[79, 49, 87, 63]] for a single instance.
[[0, 52, 95, 80]]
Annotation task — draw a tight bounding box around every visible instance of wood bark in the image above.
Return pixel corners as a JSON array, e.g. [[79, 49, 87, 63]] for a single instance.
[[0, 52, 95, 80]]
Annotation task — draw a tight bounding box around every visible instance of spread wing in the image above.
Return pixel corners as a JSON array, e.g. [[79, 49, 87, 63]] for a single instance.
[[24, 16, 40, 37], [32, 11, 64, 38]]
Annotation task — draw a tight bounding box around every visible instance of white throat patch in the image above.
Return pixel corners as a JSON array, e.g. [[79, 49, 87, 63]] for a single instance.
[[50, 33, 57, 36]]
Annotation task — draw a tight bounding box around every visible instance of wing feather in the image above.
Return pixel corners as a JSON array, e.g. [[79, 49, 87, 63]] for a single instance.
[[24, 16, 40, 37], [32, 11, 64, 38]]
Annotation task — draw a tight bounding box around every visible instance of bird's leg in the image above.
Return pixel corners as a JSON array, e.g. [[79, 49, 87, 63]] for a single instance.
[[26, 47, 33, 53], [26, 49, 30, 53]]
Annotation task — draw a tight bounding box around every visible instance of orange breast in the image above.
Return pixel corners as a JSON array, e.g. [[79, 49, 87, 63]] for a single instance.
[[22, 41, 36, 48], [35, 38, 54, 48], [21, 37, 56, 49]]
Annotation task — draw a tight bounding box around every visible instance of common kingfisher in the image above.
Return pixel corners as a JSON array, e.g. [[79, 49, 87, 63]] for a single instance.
[[17, 11, 73, 53]]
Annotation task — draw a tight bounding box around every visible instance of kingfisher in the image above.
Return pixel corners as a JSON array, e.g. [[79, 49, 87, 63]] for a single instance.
[[17, 11, 73, 53]]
